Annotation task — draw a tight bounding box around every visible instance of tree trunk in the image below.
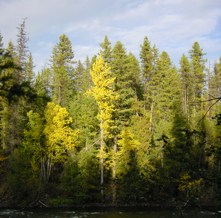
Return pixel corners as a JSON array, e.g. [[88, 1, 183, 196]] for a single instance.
[[112, 136, 117, 204], [100, 120, 104, 202], [149, 102, 154, 132]]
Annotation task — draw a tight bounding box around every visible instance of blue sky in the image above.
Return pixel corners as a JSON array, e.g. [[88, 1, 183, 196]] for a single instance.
[[1, 0, 221, 71]]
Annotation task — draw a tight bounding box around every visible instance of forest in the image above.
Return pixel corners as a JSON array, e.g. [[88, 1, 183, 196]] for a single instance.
[[1, 20, 221, 208]]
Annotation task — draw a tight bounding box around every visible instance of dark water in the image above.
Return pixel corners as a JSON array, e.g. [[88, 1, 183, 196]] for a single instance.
[[0, 208, 221, 218]]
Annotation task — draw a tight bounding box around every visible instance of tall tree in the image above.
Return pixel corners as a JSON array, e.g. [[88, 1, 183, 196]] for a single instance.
[[127, 53, 142, 100], [189, 42, 206, 111], [155, 51, 181, 122], [99, 36, 112, 64], [0, 33, 3, 49], [139, 37, 159, 132], [179, 54, 193, 120], [111, 41, 136, 127], [51, 34, 75, 107], [88, 55, 118, 201], [25, 53, 35, 85], [208, 57, 221, 116], [16, 18, 29, 82]]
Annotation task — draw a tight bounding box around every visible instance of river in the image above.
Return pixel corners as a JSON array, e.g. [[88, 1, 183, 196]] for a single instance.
[[0, 208, 221, 217]]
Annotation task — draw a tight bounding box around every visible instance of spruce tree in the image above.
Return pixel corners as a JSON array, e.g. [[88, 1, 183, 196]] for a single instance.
[[0, 33, 3, 49], [16, 18, 29, 82], [155, 51, 181, 122], [51, 34, 75, 107], [179, 54, 193, 120], [189, 42, 206, 104], [25, 53, 35, 85], [209, 57, 221, 113], [139, 37, 159, 102], [111, 41, 136, 127], [127, 53, 142, 100], [99, 36, 112, 64]]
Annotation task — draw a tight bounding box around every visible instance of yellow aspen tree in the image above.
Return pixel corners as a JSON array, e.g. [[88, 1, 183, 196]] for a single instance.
[[87, 55, 118, 200], [44, 102, 79, 181]]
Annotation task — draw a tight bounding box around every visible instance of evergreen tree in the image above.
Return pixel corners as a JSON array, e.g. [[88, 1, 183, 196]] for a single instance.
[[99, 36, 112, 64], [16, 18, 29, 82], [189, 42, 206, 104], [51, 34, 75, 107], [74, 60, 85, 92], [208, 57, 221, 116], [139, 37, 159, 98], [179, 54, 193, 119], [111, 41, 136, 127], [25, 52, 35, 84], [0, 33, 3, 49], [35, 67, 52, 98], [155, 51, 181, 122], [127, 53, 142, 100], [139, 37, 159, 132]]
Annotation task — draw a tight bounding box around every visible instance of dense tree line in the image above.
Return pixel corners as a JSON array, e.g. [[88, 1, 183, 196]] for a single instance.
[[1, 20, 221, 207]]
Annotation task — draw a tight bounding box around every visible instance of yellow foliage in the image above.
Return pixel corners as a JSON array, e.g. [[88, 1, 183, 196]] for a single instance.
[[87, 55, 118, 138], [179, 172, 205, 197], [115, 128, 141, 177], [44, 102, 79, 162]]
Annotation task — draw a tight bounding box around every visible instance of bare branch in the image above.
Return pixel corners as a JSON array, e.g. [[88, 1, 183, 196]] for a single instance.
[[198, 98, 221, 123], [193, 97, 221, 104]]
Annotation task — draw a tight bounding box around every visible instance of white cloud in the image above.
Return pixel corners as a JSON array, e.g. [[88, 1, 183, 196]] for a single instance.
[[0, 0, 221, 70]]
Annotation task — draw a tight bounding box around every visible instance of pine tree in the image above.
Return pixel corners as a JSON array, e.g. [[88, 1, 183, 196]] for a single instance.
[[16, 18, 29, 82], [140, 36, 154, 84], [127, 53, 142, 100], [111, 41, 136, 127], [155, 52, 180, 121], [51, 34, 75, 107], [139, 37, 159, 132], [99, 36, 112, 64], [209, 57, 221, 115], [189, 42, 206, 103], [0, 33, 3, 49], [25, 53, 35, 85], [139, 37, 159, 100], [179, 54, 193, 119]]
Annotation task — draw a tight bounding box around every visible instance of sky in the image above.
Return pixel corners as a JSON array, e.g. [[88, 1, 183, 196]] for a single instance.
[[0, 0, 221, 71]]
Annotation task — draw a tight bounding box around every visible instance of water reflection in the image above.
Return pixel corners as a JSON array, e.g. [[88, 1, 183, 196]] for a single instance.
[[0, 208, 221, 218]]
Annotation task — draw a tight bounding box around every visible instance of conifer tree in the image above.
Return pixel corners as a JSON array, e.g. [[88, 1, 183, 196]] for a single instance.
[[16, 18, 29, 82], [189, 42, 206, 106], [179, 54, 193, 119], [111, 41, 136, 127], [140, 36, 154, 84], [127, 53, 142, 100], [139, 37, 159, 132], [0, 33, 3, 49], [35, 67, 52, 98], [25, 53, 35, 85], [51, 34, 75, 107], [155, 51, 181, 122], [209, 57, 221, 115], [99, 36, 112, 64]]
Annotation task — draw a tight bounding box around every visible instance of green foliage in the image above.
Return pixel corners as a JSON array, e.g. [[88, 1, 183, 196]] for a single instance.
[[7, 148, 39, 205], [51, 34, 75, 107], [99, 36, 112, 64], [189, 42, 206, 102], [1, 27, 221, 207], [115, 127, 140, 178]]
